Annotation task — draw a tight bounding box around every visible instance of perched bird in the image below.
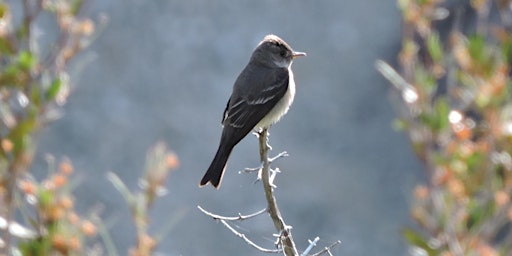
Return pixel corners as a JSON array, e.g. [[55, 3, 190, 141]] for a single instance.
[[200, 34, 306, 188]]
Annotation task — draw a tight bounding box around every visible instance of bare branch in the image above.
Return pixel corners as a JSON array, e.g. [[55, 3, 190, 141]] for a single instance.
[[239, 164, 262, 174], [259, 128, 298, 255], [301, 237, 320, 256], [310, 240, 341, 256], [219, 219, 282, 253], [269, 151, 289, 162], [200, 128, 337, 255], [197, 206, 267, 221]]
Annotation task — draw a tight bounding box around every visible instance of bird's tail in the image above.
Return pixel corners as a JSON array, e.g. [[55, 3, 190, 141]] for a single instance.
[[200, 144, 233, 188]]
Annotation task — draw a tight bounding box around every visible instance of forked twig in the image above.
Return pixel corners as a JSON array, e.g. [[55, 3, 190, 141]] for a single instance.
[[197, 206, 267, 221], [310, 240, 342, 256], [219, 219, 282, 253], [197, 206, 281, 253], [199, 128, 338, 255]]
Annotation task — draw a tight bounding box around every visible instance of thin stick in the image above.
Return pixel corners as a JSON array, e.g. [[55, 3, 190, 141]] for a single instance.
[[259, 128, 298, 256], [219, 219, 282, 253], [301, 237, 320, 256], [310, 240, 342, 256], [197, 206, 268, 221]]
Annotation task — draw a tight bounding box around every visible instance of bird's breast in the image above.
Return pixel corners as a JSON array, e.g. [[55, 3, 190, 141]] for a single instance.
[[255, 68, 296, 129]]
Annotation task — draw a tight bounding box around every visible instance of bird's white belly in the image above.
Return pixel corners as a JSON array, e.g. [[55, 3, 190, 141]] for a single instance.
[[256, 69, 296, 129]]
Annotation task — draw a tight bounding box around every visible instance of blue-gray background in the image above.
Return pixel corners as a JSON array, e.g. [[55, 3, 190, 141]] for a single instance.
[[36, 0, 424, 255]]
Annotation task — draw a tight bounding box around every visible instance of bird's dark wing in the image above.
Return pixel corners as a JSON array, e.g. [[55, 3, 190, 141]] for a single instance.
[[220, 67, 289, 146], [222, 98, 230, 124]]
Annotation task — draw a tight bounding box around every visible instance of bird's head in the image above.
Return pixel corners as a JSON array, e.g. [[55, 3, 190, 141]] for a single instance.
[[251, 34, 306, 68]]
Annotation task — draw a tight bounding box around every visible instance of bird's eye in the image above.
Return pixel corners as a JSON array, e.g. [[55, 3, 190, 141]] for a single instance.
[[279, 50, 286, 57]]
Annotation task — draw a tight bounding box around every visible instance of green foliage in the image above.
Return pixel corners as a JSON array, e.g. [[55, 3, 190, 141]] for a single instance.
[[46, 78, 62, 101], [0, 1, 98, 255], [427, 32, 443, 63], [108, 142, 179, 255], [403, 228, 438, 255], [378, 1, 512, 255], [0, 2, 180, 255]]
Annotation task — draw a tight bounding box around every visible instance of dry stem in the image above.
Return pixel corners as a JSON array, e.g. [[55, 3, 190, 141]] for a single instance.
[[258, 128, 298, 256]]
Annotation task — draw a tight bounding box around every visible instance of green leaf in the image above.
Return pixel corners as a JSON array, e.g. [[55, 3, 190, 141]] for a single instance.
[[468, 35, 485, 63], [37, 189, 54, 208], [414, 65, 437, 96], [46, 78, 62, 101], [18, 51, 36, 71], [71, 0, 84, 15], [434, 97, 449, 132], [500, 37, 512, 63], [1, 64, 22, 85], [19, 237, 51, 256], [0, 2, 8, 19], [392, 118, 408, 131], [467, 35, 498, 76], [402, 228, 438, 255], [466, 151, 484, 172], [427, 32, 443, 63], [421, 97, 450, 133], [0, 37, 14, 54], [8, 117, 36, 156], [466, 199, 484, 230]]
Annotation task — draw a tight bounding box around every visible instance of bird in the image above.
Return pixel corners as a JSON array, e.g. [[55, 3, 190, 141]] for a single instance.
[[200, 34, 306, 188]]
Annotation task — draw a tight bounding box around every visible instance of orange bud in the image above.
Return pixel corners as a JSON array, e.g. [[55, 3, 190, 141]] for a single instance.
[[80, 19, 95, 36], [413, 185, 429, 200], [81, 220, 97, 237], [440, 251, 453, 256], [19, 180, 37, 195], [68, 212, 80, 225], [141, 234, 156, 251], [166, 153, 179, 169], [59, 196, 74, 210], [477, 242, 499, 256], [1, 139, 13, 152], [69, 236, 81, 251], [448, 178, 466, 199], [52, 234, 69, 253], [59, 160, 74, 175], [52, 174, 67, 188], [494, 190, 510, 207], [49, 207, 65, 221]]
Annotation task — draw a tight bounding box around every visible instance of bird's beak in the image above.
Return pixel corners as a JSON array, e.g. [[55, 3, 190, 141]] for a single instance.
[[292, 51, 307, 59]]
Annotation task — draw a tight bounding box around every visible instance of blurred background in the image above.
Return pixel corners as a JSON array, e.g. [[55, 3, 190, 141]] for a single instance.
[[35, 0, 424, 255]]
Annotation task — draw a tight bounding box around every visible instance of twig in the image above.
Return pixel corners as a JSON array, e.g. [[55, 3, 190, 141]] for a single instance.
[[258, 128, 298, 256], [301, 237, 320, 256], [200, 129, 317, 255], [197, 205, 281, 253], [2, 162, 24, 255], [1, 2, 44, 253], [310, 240, 341, 256], [197, 206, 268, 221], [218, 219, 282, 253], [269, 151, 289, 162], [22, 0, 43, 46], [239, 164, 263, 174]]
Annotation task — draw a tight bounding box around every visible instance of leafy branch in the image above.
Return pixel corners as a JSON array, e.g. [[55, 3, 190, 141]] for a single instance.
[[0, 0, 97, 254], [377, 0, 512, 254]]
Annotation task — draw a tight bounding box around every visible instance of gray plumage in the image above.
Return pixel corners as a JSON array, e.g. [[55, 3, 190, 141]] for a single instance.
[[200, 34, 305, 188]]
